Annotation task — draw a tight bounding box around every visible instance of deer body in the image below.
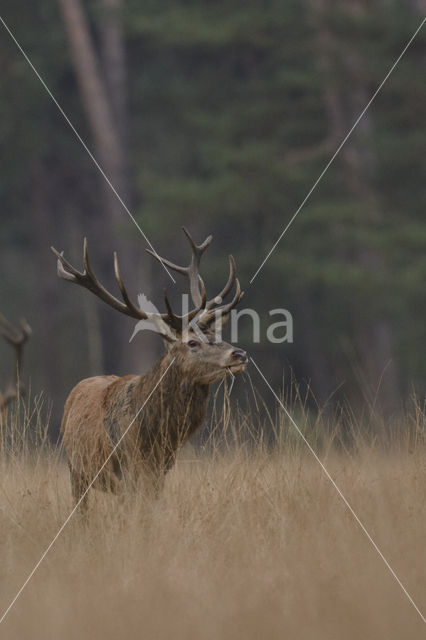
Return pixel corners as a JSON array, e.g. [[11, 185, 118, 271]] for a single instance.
[[62, 353, 211, 501], [53, 229, 247, 509]]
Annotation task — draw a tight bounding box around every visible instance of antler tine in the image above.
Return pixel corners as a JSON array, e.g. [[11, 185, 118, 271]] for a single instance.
[[182, 227, 212, 255], [205, 255, 236, 311], [113, 252, 149, 319], [83, 236, 97, 282], [146, 227, 212, 307], [183, 227, 212, 307], [0, 312, 16, 342], [0, 313, 30, 346], [18, 318, 32, 341], [51, 239, 150, 321], [162, 276, 207, 332], [198, 276, 207, 309], [145, 250, 188, 276], [163, 290, 183, 331], [219, 278, 243, 317], [51, 246, 81, 282], [199, 278, 243, 327], [187, 275, 207, 321], [115, 248, 208, 327]]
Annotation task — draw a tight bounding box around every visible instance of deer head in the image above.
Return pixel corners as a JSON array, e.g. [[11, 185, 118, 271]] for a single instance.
[[51, 229, 247, 385], [0, 314, 32, 408]]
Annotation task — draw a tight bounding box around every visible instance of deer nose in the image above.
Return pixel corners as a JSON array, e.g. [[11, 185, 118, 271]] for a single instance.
[[232, 349, 247, 363]]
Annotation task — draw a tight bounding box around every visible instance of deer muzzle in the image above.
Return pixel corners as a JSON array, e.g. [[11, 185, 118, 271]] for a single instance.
[[227, 349, 248, 373]]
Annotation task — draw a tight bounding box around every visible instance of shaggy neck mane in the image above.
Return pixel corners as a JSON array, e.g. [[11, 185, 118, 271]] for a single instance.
[[133, 351, 210, 464]]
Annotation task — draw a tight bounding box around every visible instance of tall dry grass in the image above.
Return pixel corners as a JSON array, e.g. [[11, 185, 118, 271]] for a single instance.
[[1, 386, 426, 639]]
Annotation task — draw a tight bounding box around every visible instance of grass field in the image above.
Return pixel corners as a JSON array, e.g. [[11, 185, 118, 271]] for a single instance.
[[1, 394, 426, 639]]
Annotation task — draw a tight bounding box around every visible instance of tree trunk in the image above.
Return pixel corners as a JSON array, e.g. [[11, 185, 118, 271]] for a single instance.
[[99, 0, 128, 148], [57, 0, 127, 208], [57, 0, 135, 374], [97, 0, 153, 373]]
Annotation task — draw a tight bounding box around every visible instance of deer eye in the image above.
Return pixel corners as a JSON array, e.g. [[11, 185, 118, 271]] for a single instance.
[[187, 340, 200, 348]]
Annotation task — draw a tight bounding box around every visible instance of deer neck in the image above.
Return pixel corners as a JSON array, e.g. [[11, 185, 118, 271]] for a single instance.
[[133, 352, 210, 452]]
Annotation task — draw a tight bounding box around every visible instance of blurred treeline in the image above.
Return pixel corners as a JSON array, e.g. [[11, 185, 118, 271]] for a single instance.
[[0, 0, 425, 428]]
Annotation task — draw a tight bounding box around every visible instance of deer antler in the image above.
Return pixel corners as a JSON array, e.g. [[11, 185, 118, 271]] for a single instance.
[[147, 227, 243, 328], [0, 314, 32, 402], [197, 277, 243, 328], [147, 227, 212, 307], [52, 238, 149, 320], [51, 238, 206, 335], [0, 314, 32, 347]]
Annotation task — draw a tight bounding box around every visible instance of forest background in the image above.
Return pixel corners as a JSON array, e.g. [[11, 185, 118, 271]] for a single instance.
[[0, 0, 425, 431]]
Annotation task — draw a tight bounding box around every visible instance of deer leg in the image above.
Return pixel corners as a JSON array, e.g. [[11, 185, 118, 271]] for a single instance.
[[69, 465, 89, 514], [146, 450, 176, 498], [151, 472, 165, 499], [142, 464, 165, 499]]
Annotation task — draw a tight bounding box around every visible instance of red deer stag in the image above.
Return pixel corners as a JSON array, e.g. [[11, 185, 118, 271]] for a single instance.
[[0, 314, 32, 434], [51, 229, 247, 509]]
